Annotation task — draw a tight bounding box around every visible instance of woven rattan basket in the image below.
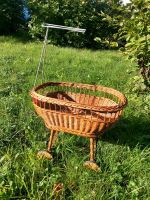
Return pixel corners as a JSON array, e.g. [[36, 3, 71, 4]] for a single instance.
[[30, 24, 127, 171], [30, 81, 127, 171]]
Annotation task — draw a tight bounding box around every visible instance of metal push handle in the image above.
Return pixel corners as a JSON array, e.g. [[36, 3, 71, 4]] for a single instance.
[[42, 23, 86, 33], [34, 23, 86, 86]]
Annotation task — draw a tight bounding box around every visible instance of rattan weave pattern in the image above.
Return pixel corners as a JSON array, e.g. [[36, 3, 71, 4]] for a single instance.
[[30, 81, 127, 138], [30, 81, 127, 170]]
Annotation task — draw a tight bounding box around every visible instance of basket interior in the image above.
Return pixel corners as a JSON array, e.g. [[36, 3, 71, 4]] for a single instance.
[[38, 84, 118, 108], [31, 83, 127, 124]]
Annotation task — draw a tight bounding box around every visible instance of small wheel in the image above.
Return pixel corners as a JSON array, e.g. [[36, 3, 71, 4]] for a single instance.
[[37, 150, 53, 160], [83, 161, 101, 172]]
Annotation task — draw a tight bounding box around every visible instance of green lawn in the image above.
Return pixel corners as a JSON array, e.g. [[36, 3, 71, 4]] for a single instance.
[[0, 36, 150, 200]]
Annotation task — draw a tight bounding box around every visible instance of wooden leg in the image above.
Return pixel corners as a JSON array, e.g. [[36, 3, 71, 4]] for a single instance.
[[83, 138, 101, 172], [47, 129, 59, 152], [37, 129, 58, 160], [90, 138, 97, 162]]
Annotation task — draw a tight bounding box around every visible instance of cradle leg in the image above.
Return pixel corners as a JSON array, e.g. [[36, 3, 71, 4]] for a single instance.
[[83, 138, 101, 172], [37, 130, 58, 160], [47, 130, 59, 152], [90, 138, 97, 162]]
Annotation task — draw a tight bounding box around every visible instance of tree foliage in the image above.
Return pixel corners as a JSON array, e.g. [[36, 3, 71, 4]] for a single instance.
[[121, 0, 150, 87], [104, 0, 150, 87], [0, 0, 25, 34], [27, 0, 118, 48]]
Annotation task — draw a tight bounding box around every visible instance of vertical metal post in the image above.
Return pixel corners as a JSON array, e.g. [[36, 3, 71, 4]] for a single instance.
[[34, 27, 49, 86], [33, 24, 86, 86]]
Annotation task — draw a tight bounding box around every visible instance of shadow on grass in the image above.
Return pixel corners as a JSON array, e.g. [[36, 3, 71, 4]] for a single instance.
[[44, 115, 150, 158], [56, 115, 150, 152], [102, 116, 150, 149]]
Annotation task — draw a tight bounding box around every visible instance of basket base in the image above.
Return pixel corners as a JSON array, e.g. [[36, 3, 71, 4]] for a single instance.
[[37, 150, 53, 160], [83, 161, 101, 172]]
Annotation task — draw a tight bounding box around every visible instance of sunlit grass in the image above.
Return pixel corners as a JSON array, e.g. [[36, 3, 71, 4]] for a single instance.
[[0, 36, 150, 199]]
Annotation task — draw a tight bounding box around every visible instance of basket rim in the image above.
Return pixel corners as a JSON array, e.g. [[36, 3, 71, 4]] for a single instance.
[[30, 81, 127, 113]]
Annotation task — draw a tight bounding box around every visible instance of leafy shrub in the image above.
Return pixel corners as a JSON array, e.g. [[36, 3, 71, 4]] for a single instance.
[[103, 0, 150, 87]]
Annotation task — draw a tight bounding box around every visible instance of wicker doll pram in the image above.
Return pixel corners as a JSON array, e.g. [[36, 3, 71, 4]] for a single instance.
[[30, 24, 127, 171]]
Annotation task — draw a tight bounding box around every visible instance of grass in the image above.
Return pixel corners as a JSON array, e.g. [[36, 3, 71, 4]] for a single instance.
[[0, 36, 150, 200]]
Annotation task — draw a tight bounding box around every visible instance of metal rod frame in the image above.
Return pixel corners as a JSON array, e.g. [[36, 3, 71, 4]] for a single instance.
[[42, 23, 86, 33], [34, 23, 86, 86]]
